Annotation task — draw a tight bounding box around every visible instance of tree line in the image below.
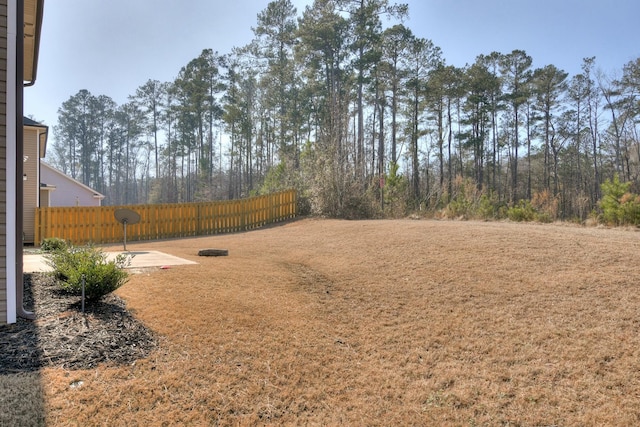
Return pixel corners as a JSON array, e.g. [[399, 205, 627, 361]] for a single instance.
[[49, 0, 640, 220]]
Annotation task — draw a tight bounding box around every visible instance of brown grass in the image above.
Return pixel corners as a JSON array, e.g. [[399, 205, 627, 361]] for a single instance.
[[34, 219, 640, 425]]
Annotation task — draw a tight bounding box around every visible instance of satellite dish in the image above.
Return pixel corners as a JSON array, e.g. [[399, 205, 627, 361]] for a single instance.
[[114, 209, 141, 225], [114, 209, 140, 251]]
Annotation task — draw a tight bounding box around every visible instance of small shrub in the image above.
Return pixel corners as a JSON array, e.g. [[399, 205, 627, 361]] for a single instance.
[[382, 162, 410, 218], [45, 245, 131, 301], [600, 175, 628, 225], [506, 198, 557, 223], [507, 200, 537, 222], [535, 212, 554, 223], [443, 198, 472, 219], [599, 175, 640, 226], [477, 194, 496, 219], [41, 237, 68, 252], [621, 194, 640, 225]]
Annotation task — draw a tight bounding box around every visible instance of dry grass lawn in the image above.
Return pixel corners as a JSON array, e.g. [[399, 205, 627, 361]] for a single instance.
[[28, 219, 640, 425]]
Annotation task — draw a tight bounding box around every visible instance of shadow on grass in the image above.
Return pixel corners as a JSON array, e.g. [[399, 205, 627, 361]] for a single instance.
[[0, 271, 157, 425], [0, 274, 47, 426]]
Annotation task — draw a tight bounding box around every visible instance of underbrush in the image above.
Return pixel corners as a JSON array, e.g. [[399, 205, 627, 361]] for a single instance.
[[438, 178, 558, 223]]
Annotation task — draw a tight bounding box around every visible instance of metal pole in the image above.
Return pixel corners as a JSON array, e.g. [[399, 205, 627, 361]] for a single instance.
[[81, 274, 85, 313], [123, 219, 128, 251]]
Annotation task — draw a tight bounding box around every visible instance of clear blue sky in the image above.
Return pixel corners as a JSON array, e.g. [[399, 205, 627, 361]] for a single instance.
[[25, 0, 640, 129]]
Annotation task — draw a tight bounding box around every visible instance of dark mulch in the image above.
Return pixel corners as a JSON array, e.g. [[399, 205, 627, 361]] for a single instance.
[[0, 273, 158, 374]]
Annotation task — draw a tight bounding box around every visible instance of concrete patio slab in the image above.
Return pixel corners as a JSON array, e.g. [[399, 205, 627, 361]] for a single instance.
[[23, 250, 197, 273]]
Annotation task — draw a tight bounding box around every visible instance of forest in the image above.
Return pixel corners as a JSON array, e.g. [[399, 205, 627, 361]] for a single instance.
[[47, 0, 640, 222]]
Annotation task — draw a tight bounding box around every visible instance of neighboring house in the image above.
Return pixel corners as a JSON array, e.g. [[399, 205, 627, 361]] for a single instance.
[[23, 116, 48, 245], [40, 161, 105, 208], [22, 117, 105, 245], [2, 0, 45, 324]]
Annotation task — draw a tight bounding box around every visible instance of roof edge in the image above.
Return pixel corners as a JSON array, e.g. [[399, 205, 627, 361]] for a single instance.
[[24, 0, 45, 87], [41, 161, 106, 199]]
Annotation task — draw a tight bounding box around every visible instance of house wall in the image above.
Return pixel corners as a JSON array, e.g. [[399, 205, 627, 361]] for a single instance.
[[40, 164, 103, 207], [0, 0, 7, 323], [23, 126, 37, 243], [39, 187, 50, 207]]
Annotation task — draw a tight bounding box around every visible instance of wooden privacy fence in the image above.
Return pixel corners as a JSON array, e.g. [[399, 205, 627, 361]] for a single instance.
[[34, 189, 297, 246]]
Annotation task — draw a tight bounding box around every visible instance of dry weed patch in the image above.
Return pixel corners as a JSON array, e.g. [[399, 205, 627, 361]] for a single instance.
[[35, 219, 640, 425]]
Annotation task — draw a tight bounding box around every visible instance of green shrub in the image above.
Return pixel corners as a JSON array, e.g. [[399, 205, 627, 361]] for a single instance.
[[620, 194, 640, 225], [45, 245, 131, 301], [507, 200, 537, 222], [384, 162, 409, 216], [535, 212, 554, 223], [477, 194, 498, 219], [506, 197, 558, 223], [599, 175, 640, 226], [41, 237, 68, 252]]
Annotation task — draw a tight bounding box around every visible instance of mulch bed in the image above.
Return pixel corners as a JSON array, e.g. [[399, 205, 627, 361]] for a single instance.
[[0, 273, 158, 374]]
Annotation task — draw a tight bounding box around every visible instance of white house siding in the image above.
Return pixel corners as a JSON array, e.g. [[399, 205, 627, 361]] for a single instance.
[[40, 162, 104, 207]]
